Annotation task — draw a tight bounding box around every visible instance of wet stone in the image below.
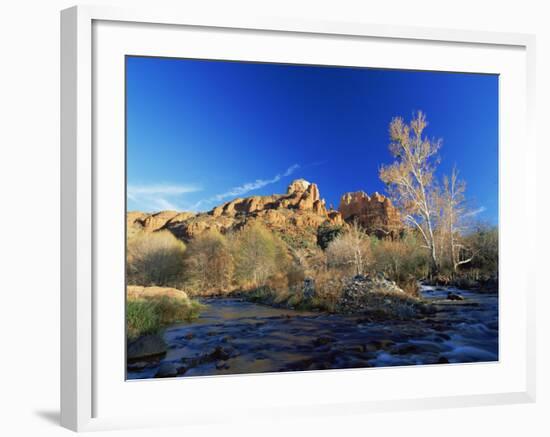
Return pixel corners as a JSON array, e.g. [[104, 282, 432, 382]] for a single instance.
[[447, 292, 464, 301], [155, 362, 178, 378], [209, 346, 231, 361], [345, 344, 366, 353], [127, 334, 167, 361], [127, 361, 154, 371], [394, 344, 423, 355], [313, 336, 335, 347], [216, 361, 229, 370]]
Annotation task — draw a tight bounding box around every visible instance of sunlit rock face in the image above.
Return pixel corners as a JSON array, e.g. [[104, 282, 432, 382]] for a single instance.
[[286, 178, 311, 194], [339, 191, 403, 238], [127, 181, 402, 243], [210, 179, 325, 218], [128, 179, 343, 244]]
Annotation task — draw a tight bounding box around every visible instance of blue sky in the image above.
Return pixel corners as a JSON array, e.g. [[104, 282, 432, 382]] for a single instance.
[[126, 56, 498, 224]]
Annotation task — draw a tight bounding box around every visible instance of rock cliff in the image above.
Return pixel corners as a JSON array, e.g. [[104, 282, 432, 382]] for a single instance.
[[339, 191, 402, 238], [128, 179, 343, 247], [128, 180, 403, 245]]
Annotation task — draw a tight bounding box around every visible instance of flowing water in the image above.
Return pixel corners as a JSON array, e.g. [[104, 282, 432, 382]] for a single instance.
[[127, 285, 498, 379]]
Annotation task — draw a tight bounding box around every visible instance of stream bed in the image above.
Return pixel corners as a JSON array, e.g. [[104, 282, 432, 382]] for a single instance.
[[127, 285, 498, 379]]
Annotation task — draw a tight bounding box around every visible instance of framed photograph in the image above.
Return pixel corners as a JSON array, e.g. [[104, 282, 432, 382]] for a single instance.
[[61, 5, 536, 431]]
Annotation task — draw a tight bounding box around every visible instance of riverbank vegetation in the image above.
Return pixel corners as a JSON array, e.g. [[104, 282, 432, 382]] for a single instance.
[[126, 111, 498, 333], [126, 286, 203, 340]]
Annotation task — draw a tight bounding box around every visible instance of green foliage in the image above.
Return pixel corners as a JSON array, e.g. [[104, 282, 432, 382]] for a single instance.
[[316, 223, 344, 250], [279, 226, 317, 250], [127, 231, 186, 287], [126, 293, 204, 341], [465, 224, 499, 275], [369, 233, 429, 285], [126, 300, 161, 340]]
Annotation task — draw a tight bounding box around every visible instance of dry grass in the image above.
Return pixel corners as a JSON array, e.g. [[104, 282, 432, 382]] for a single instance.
[[126, 231, 186, 287], [126, 285, 204, 340], [310, 269, 346, 312]]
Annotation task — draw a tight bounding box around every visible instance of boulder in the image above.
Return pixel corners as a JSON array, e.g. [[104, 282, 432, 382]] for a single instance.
[[336, 275, 413, 316], [127, 334, 167, 361], [127, 285, 189, 302], [447, 292, 465, 301], [155, 361, 178, 378]]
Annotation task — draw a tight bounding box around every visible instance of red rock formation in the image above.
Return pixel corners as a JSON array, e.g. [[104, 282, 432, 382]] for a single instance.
[[141, 211, 179, 232], [339, 191, 402, 238], [128, 210, 196, 234], [127, 179, 343, 244], [209, 179, 330, 219]]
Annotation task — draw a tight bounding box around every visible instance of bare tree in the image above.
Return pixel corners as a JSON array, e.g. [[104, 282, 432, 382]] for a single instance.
[[441, 167, 474, 272], [326, 221, 370, 276], [379, 111, 441, 273]]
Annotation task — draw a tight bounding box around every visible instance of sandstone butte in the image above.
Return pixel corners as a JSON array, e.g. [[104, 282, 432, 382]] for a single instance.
[[127, 179, 403, 244]]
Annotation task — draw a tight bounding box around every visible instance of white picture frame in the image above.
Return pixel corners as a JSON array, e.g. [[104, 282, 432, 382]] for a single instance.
[[60, 4, 536, 432]]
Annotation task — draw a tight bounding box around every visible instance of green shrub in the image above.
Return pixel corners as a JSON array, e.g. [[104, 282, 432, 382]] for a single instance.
[[316, 223, 344, 250], [369, 234, 429, 283], [126, 286, 205, 340], [126, 300, 161, 340], [465, 224, 498, 275]]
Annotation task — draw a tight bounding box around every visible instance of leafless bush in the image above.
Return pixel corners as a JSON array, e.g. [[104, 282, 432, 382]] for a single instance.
[[184, 229, 233, 294], [231, 222, 290, 288], [326, 222, 371, 275], [127, 230, 186, 287]]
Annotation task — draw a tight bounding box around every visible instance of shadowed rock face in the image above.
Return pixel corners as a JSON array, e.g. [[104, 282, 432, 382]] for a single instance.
[[339, 191, 403, 238]]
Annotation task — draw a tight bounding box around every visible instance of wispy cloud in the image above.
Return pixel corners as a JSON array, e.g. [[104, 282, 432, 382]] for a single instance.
[[128, 184, 200, 196], [464, 206, 486, 218], [213, 164, 299, 201], [127, 183, 201, 212], [192, 164, 300, 211]]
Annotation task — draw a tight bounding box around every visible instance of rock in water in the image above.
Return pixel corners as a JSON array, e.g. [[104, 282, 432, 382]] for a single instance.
[[335, 275, 424, 318], [447, 292, 464, 301], [209, 346, 231, 361], [127, 334, 167, 360], [155, 362, 178, 378]]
